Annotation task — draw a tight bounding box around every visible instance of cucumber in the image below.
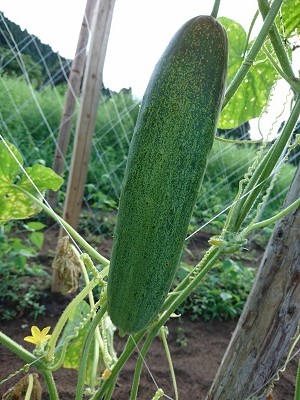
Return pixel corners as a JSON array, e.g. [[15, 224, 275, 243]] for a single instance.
[[107, 15, 228, 333]]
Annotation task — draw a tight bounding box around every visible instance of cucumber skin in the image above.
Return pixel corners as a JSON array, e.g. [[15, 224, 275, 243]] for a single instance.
[[107, 16, 228, 333]]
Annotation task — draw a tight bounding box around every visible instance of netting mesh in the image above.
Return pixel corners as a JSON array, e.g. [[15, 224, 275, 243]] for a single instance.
[[0, 8, 297, 242]]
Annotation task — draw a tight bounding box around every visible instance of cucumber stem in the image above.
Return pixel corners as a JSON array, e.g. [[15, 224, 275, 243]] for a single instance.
[[75, 305, 107, 400], [258, 0, 296, 83], [223, 0, 284, 109], [233, 95, 300, 230], [211, 0, 221, 18], [160, 327, 179, 400], [41, 370, 60, 400], [295, 359, 300, 400]]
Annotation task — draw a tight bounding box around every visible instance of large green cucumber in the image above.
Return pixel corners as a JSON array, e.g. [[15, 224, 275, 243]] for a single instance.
[[107, 15, 228, 333]]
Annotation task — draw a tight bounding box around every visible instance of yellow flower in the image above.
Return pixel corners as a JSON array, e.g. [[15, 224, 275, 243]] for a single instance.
[[24, 326, 51, 347]]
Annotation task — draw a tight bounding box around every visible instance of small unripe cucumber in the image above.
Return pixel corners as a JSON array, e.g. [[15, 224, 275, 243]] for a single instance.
[[107, 15, 228, 333]]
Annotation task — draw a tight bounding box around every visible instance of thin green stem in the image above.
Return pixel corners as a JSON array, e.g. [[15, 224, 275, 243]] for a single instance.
[[211, 0, 221, 18], [215, 135, 262, 144], [91, 332, 145, 400], [47, 279, 98, 360], [16, 187, 109, 266], [223, 0, 284, 109], [103, 375, 118, 400], [77, 250, 108, 384], [160, 327, 178, 400], [263, 45, 300, 92], [242, 10, 259, 57], [0, 331, 43, 367], [258, 0, 296, 82], [41, 370, 59, 400], [24, 374, 34, 400], [75, 304, 107, 400], [236, 95, 300, 227], [295, 360, 300, 400], [129, 336, 153, 400], [161, 246, 220, 314], [228, 95, 300, 231], [241, 196, 300, 237]]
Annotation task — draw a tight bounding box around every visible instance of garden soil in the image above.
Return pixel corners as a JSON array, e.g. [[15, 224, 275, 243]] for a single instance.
[[0, 227, 299, 399]]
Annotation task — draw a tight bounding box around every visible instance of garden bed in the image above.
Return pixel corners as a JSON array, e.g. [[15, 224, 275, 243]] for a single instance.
[[0, 289, 298, 399]]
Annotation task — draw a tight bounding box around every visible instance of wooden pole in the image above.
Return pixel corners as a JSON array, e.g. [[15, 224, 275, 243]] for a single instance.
[[52, 0, 115, 292], [61, 0, 115, 230], [47, 0, 95, 209], [207, 164, 300, 400]]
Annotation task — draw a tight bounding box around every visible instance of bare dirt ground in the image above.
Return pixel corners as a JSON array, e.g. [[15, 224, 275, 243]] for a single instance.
[[0, 225, 298, 399], [0, 301, 298, 400]]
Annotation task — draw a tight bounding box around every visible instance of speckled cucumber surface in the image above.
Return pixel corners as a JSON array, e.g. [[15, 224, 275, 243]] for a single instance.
[[107, 15, 228, 333]]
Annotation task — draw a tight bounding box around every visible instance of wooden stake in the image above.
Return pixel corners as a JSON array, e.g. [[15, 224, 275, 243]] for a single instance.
[[52, 0, 116, 292], [61, 0, 115, 230], [47, 0, 95, 209], [207, 164, 300, 399]]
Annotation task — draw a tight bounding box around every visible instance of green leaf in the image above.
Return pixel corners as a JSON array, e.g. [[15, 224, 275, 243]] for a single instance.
[[0, 141, 23, 181], [0, 141, 63, 225], [279, 0, 300, 38], [25, 221, 47, 231], [29, 232, 44, 249], [218, 17, 278, 128], [19, 164, 63, 193]]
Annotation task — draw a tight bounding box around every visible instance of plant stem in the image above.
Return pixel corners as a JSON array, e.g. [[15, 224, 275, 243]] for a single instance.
[[103, 375, 118, 400], [160, 327, 178, 400], [0, 331, 59, 399], [75, 304, 107, 400], [263, 45, 300, 92], [295, 359, 300, 400], [91, 332, 145, 400], [226, 94, 300, 232], [41, 370, 60, 400], [0, 331, 42, 366], [47, 279, 98, 360], [258, 0, 296, 82], [242, 10, 259, 58], [211, 0, 221, 18], [241, 196, 300, 236], [233, 95, 300, 230], [24, 374, 34, 400], [129, 336, 153, 400], [223, 0, 284, 109], [17, 187, 109, 266]]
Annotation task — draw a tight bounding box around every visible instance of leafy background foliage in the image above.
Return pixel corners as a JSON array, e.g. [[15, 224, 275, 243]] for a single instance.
[[218, 17, 277, 128]]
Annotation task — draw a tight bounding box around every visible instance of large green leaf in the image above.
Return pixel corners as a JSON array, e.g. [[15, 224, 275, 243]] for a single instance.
[[218, 17, 278, 129], [0, 141, 63, 225]]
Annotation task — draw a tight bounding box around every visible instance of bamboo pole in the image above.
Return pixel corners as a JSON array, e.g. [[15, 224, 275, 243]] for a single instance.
[[47, 0, 95, 209], [207, 164, 300, 400]]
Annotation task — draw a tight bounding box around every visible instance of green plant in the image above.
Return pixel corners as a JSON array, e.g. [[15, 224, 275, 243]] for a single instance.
[[176, 259, 256, 321], [175, 326, 188, 348], [107, 15, 228, 334], [85, 185, 117, 210], [0, 221, 49, 320], [1, 1, 300, 399]]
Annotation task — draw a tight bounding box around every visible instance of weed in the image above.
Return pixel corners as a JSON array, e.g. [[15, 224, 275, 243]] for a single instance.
[[176, 259, 256, 321], [0, 222, 49, 320]]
